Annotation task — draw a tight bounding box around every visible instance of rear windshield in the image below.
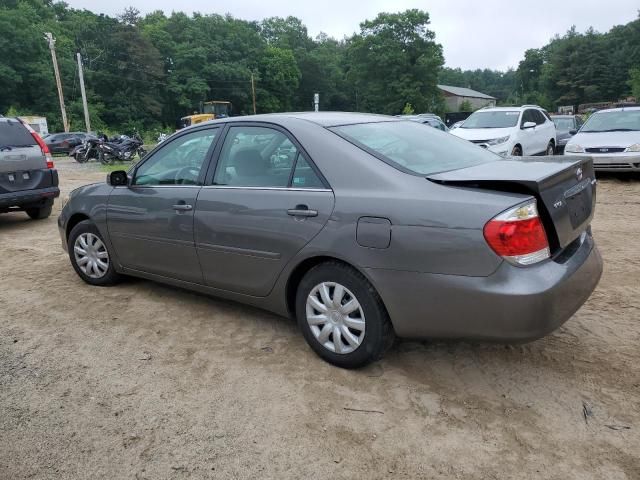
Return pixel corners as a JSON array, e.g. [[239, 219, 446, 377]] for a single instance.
[[461, 111, 520, 128], [0, 120, 37, 147], [331, 121, 499, 175]]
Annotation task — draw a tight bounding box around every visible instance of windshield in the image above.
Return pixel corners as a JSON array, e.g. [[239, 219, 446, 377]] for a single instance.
[[552, 118, 575, 130], [461, 111, 520, 129], [331, 121, 499, 175], [581, 110, 640, 132]]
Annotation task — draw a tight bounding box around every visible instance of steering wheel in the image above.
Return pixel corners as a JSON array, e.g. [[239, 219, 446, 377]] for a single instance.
[[174, 165, 201, 185]]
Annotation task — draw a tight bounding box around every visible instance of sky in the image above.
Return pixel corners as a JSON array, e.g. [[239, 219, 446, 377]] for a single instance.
[[64, 0, 639, 71]]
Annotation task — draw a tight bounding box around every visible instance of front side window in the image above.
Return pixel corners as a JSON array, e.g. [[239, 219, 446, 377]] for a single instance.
[[533, 110, 546, 125], [461, 110, 520, 129], [213, 126, 299, 187], [332, 121, 498, 175], [521, 109, 536, 126], [134, 128, 218, 186]]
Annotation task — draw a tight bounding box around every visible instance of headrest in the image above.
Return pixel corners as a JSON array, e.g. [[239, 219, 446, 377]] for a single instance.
[[233, 149, 267, 176]]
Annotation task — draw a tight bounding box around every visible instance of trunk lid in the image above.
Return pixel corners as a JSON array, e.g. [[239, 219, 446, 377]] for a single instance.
[[427, 156, 596, 251]]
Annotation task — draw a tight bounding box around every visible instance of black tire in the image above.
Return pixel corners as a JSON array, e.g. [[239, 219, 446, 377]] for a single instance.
[[68, 220, 121, 286], [511, 145, 522, 156], [295, 261, 394, 368], [25, 205, 52, 220], [74, 153, 88, 163], [138, 148, 147, 159], [546, 141, 555, 156]]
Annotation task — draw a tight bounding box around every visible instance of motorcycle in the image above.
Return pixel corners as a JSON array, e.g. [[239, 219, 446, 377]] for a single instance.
[[97, 134, 146, 165], [71, 136, 100, 163]]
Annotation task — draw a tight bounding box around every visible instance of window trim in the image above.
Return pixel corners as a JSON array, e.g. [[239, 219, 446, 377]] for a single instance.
[[130, 125, 221, 187], [203, 121, 331, 190]]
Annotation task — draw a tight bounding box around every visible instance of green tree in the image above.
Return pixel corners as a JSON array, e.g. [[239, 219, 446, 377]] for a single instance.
[[346, 9, 444, 114], [628, 68, 640, 99]]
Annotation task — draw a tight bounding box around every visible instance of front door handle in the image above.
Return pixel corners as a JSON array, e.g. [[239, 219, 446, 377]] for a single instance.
[[287, 205, 318, 217], [173, 204, 193, 211]]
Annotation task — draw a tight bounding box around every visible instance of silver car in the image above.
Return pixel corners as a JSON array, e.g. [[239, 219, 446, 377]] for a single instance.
[[565, 107, 640, 172], [58, 113, 602, 368]]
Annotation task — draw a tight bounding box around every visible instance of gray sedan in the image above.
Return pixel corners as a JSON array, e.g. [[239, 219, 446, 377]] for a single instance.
[[58, 113, 602, 368]]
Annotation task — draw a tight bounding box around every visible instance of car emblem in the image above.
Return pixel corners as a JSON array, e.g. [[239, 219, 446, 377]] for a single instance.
[[599, 148, 609, 153], [576, 167, 583, 181]]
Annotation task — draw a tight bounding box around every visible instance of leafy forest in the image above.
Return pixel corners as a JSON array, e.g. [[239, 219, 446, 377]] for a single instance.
[[1, 0, 639, 133]]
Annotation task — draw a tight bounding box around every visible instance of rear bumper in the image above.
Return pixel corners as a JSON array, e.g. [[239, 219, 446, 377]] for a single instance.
[[365, 232, 602, 341], [0, 186, 59, 210]]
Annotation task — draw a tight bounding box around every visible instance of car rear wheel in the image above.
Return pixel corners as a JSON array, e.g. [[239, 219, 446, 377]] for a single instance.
[[296, 261, 394, 368], [68, 220, 121, 286], [25, 205, 52, 220], [511, 145, 522, 156], [546, 141, 555, 156]]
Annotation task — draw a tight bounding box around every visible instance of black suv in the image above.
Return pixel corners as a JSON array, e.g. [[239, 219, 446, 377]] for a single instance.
[[0, 117, 60, 219]]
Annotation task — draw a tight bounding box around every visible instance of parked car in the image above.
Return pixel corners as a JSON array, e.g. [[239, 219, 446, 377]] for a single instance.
[[45, 132, 90, 155], [398, 114, 448, 131], [451, 106, 557, 157], [564, 107, 640, 172], [551, 114, 583, 153], [0, 117, 59, 219], [58, 113, 601, 368]]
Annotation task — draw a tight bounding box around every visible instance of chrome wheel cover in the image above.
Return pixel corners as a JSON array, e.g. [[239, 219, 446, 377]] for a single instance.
[[74, 233, 109, 279], [306, 282, 365, 354]]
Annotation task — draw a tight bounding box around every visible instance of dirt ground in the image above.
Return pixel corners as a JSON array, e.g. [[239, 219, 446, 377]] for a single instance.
[[1, 157, 639, 479]]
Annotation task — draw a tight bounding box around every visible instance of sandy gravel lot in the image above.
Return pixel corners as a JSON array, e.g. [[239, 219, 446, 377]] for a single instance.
[[1, 157, 639, 479]]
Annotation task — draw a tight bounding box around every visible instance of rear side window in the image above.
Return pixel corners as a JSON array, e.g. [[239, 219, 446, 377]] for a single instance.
[[292, 154, 324, 188], [332, 121, 499, 176], [0, 120, 37, 147]]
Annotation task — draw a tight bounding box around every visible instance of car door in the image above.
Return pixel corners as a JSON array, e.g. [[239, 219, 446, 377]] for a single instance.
[[519, 109, 537, 155], [534, 110, 552, 153], [106, 127, 220, 283], [194, 124, 335, 297]]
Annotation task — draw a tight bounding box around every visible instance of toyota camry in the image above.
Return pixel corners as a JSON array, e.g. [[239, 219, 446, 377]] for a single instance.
[[58, 113, 602, 368]]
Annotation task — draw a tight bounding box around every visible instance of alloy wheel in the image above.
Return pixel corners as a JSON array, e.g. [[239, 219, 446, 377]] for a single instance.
[[74, 233, 109, 279], [306, 282, 366, 354]]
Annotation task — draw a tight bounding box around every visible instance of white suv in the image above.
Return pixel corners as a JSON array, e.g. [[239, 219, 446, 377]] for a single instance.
[[451, 106, 557, 157]]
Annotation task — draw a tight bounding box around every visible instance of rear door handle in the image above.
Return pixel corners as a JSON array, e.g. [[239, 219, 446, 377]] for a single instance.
[[287, 204, 318, 217], [173, 204, 193, 211]]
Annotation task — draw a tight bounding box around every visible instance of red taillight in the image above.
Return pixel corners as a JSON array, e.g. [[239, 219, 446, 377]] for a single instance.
[[483, 200, 550, 266], [18, 119, 54, 168]]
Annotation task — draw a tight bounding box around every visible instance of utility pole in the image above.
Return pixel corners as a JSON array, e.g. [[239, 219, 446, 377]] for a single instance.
[[44, 33, 69, 132], [76, 53, 91, 132], [251, 73, 257, 115]]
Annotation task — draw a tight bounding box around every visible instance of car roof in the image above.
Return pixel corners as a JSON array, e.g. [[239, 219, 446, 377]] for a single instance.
[[201, 112, 401, 128], [550, 115, 576, 118], [475, 107, 525, 112], [592, 106, 640, 113]]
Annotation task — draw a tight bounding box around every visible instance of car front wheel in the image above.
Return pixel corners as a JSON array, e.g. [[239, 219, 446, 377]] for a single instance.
[[68, 220, 121, 286], [296, 261, 394, 368], [546, 141, 555, 156], [511, 145, 522, 156]]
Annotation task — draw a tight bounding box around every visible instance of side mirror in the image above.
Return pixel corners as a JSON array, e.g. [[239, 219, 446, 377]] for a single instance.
[[522, 121, 536, 129], [569, 129, 578, 135], [107, 170, 129, 186]]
